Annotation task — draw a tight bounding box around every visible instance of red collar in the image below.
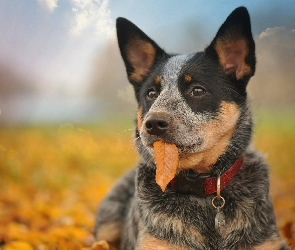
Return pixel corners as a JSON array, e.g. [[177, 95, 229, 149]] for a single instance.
[[170, 157, 244, 196]]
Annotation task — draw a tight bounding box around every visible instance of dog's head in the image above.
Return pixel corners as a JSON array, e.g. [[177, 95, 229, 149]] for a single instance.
[[117, 7, 255, 173]]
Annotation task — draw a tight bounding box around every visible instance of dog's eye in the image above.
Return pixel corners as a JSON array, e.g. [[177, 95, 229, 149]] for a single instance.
[[147, 89, 158, 99], [191, 86, 207, 97]]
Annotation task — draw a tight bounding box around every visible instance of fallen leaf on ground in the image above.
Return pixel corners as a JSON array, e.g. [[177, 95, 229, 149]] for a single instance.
[[3, 241, 34, 250]]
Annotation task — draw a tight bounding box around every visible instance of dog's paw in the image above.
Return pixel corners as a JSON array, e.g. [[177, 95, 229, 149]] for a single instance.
[[91, 240, 111, 250]]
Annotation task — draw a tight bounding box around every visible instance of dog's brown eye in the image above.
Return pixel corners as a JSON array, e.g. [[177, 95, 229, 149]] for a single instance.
[[147, 89, 158, 99], [191, 86, 206, 97]]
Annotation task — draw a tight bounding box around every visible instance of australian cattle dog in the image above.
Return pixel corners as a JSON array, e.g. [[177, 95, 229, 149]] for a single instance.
[[93, 6, 290, 250]]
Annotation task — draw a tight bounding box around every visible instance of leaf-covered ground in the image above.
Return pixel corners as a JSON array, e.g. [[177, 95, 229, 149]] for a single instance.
[[0, 113, 294, 249]]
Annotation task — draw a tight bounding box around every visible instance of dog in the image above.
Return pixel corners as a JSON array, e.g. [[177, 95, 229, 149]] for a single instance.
[[93, 7, 290, 250]]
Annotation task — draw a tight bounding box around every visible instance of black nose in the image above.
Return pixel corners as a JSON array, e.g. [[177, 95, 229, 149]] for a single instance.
[[145, 116, 169, 135]]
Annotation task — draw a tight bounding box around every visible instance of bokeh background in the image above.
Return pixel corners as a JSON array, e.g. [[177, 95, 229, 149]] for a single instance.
[[1, 0, 295, 123], [0, 0, 294, 249]]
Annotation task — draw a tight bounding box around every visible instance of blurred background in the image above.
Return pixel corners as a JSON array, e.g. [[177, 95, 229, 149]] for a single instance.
[[0, 0, 295, 124], [0, 1, 294, 249]]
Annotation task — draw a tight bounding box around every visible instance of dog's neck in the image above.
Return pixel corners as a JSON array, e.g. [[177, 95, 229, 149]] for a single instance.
[[170, 156, 244, 196]]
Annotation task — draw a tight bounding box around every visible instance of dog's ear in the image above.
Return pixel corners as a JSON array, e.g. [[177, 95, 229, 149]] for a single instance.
[[206, 7, 256, 81], [116, 18, 167, 85]]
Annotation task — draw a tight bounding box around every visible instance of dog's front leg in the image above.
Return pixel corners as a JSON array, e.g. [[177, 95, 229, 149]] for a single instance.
[[137, 233, 185, 250]]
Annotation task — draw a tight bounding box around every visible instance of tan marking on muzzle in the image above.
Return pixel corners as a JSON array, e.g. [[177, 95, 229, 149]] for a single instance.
[[179, 101, 240, 173], [137, 107, 143, 131]]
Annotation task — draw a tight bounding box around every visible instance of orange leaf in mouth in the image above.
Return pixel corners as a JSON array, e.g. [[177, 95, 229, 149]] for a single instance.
[[153, 141, 179, 192]]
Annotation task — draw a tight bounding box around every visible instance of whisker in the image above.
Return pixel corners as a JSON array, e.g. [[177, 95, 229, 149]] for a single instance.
[[133, 136, 141, 143], [115, 128, 134, 138], [127, 136, 141, 151]]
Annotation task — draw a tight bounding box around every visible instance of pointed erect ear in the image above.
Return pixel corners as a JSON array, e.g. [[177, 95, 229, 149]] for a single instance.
[[116, 18, 167, 84], [206, 7, 256, 80]]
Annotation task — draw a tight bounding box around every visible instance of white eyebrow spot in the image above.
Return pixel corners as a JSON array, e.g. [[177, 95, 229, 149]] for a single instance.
[[161, 54, 194, 88]]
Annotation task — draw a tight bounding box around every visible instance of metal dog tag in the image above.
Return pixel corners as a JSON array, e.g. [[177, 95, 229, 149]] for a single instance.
[[215, 210, 226, 236], [212, 174, 226, 236]]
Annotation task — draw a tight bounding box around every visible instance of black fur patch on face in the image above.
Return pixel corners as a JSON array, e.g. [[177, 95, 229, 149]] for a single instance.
[[177, 52, 248, 117], [137, 65, 167, 118]]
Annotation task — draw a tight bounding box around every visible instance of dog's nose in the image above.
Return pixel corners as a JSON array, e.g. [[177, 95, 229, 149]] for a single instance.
[[145, 116, 169, 135]]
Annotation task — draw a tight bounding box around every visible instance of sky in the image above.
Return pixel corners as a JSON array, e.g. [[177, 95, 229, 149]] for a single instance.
[[0, 0, 294, 123]]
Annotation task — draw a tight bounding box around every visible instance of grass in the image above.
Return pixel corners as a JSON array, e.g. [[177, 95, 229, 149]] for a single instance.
[[0, 111, 294, 249]]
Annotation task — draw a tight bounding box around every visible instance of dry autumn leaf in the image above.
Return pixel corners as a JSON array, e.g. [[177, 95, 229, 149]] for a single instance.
[[91, 240, 110, 250], [153, 141, 179, 192], [3, 241, 34, 250]]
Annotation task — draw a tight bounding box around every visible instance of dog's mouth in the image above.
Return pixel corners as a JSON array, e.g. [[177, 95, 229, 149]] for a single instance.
[[144, 138, 203, 156], [140, 111, 204, 153], [148, 138, 206, 192]]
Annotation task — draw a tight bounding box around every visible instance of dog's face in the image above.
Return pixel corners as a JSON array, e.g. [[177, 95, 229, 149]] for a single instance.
[[117, 7, 255, 173]]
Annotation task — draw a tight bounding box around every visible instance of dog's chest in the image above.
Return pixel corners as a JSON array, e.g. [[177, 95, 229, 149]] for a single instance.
[[135, 162, 275, 250], [137, 166, 225, 249]]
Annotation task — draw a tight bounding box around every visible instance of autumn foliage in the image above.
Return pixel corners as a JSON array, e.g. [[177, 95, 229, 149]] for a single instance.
[[0, 113, 294, 249], [0, 124, 138, 249]]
